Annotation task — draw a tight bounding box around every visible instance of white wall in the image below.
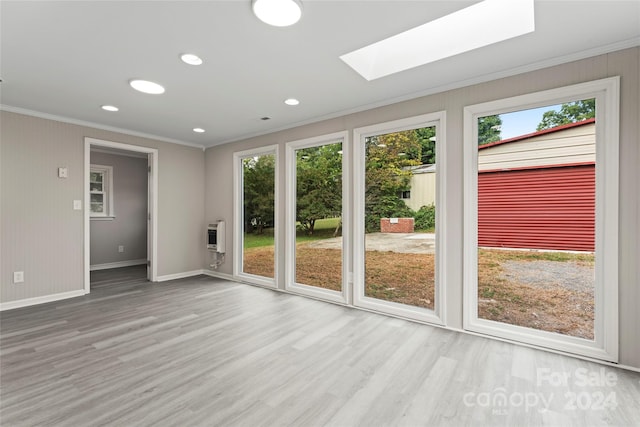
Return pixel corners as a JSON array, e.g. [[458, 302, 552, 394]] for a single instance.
[[1, 111, 206, 303], [90, 151, 148, 267], [405, 172, 436, 211], [204, 47, 640, 369]]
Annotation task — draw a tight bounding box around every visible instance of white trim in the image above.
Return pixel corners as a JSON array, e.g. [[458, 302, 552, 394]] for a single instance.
[[91, 147, 148, 159], [0, 290, 86, 312], [85, 137, 159, 295], [284, 131, 349, 305], [90, 259, 147, 271], [462, 77, 619, 362], [353, 111, 447, 326], [90, 216, 115, 221], [156, 270, 205, 282], [202, 270, 237, 282], [232, 144, 279, 289], [1, 105, 204, 149], [89, 164, 114, 217]]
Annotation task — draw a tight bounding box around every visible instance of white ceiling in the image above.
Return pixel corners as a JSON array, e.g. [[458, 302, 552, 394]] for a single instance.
[[1, 1, 639, 148]]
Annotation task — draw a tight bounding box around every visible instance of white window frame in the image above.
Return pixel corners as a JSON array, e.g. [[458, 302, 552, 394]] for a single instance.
[[233, 145, 279, 289], [463, 77, 619, 362], [285, 131, 349, 305], [89, 164, 114, 219], [353, 111, 447, 326]]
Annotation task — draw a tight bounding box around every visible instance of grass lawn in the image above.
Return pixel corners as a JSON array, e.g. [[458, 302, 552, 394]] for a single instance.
[[243, 228, 595, 339], [243, 217, 341, 249]]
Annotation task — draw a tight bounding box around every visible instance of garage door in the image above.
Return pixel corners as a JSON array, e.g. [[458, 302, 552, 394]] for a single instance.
[[478, 163, 595, 251]]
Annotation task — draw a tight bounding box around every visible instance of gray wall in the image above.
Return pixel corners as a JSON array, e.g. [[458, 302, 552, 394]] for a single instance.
[[90, 152, 148, 267], [1, 111, 206, 302], [204, 47, 640, 369]]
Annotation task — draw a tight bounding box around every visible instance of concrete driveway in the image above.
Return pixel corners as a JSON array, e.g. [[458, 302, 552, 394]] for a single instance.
[[305, 232, 435, 254]]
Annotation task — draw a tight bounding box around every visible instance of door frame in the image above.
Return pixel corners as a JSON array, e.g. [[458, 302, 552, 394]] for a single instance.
[[84, 137, 159, 293]]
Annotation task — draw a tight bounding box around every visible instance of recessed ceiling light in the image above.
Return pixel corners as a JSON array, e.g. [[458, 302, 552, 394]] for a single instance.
[[340, 0, 535, 81], [252, 0, 302, 27], [193, 128, 206, 133], [101, 105, 119, 112], [284, 98, 300, 106], [129, 79, 165, 95], [181, 53, 203, 66]]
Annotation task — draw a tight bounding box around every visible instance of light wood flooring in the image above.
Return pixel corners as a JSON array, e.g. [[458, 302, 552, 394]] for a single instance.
[[1, 274, 639, 426], [90, 264, 148, 289]]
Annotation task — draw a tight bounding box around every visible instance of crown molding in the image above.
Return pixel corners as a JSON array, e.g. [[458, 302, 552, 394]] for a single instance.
[[0, 104, 205, 150]]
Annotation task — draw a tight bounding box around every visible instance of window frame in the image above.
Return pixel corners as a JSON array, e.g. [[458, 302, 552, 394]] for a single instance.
[[284, 131, 349, 305], [353, 111, 447, 326], [89, 164, 114, 219], [462, 77, 620, 362], [233, 145, 279, 288]]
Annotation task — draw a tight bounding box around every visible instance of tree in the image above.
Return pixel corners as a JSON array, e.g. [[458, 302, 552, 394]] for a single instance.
[[415, 126, 437, 165], [365, 130, 420, 232], [296, 143, 342, 235], [243, 154, 275, 234], [536, 99, 595, 131], [478, 115, 502, 145]]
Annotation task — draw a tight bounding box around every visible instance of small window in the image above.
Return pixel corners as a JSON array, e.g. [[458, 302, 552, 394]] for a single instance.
[[400, 190, 411, 199], [90, 164, 114, 218]]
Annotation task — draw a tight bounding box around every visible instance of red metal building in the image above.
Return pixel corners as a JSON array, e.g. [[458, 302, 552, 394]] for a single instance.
[[478, 119, 595, 252]]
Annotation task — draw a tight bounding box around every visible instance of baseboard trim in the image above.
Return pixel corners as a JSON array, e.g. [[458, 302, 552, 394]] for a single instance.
[[90, 259, 147, 271], [156, 270, 205, 282], [201, 270, 237, 282], [0, 290, 86, 311]]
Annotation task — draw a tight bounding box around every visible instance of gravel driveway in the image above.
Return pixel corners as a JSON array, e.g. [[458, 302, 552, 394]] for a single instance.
[[305, 232, 435, 254], [500, 260, 594, 294]]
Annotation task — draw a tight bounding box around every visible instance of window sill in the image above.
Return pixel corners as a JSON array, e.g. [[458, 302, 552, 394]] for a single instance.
[[91, 216, 116, 221]]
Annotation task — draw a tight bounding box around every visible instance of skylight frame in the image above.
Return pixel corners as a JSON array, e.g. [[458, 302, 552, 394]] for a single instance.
[[340, 0, 535, 81]]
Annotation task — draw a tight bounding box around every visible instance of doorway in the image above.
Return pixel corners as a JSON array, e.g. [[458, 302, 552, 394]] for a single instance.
[[84, 137, 158, 293]]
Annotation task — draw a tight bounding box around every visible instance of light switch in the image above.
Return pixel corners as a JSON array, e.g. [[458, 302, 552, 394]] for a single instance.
[[73, 200, 82, 210], [58, 167, 68, 178]]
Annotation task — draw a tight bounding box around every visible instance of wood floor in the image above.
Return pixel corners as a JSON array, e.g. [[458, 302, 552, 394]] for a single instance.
[[1, 273, 639, 426]]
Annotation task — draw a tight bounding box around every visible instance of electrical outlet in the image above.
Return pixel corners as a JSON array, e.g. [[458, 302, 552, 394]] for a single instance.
[[13, 271, 24, 284], [118, 245, 124, 253]]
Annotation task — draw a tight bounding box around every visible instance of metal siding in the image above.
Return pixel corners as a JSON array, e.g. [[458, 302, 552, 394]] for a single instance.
[[478, 164, 595, 251]]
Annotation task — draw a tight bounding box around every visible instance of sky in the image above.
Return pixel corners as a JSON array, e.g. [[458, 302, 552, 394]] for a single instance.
[[498, 104, 561, 140]]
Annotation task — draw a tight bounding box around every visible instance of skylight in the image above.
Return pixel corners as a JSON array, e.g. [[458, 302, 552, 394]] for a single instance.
[[340, 0, 535, 81]]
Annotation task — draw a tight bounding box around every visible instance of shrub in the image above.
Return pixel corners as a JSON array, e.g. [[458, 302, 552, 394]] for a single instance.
[[414, 204, 435, 231]]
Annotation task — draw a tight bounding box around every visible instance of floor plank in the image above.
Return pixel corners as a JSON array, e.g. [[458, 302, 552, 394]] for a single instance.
[[1, 274, 639, 426]]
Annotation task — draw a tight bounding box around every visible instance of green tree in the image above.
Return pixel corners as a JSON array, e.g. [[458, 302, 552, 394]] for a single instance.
[[243, 154, 275, 234], [536, 99, 595, 131], [478, 115, 503, 145], [365, 130, 420, 232], [415, 126, 437, 165], [296, 143, 342, 235]]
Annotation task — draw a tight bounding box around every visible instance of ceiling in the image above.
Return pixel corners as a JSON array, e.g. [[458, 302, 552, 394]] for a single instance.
[[1, 1, 639, 149]]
